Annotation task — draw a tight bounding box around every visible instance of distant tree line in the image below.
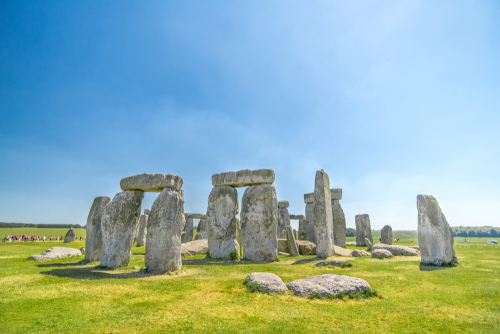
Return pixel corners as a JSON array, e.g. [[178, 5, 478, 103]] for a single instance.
[[0, 222, 85, 229], [452, 226, 499, 238], [346, 228, 356, 237]]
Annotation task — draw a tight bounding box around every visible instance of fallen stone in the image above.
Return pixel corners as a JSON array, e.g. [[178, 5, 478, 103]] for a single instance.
[[365, 238, 373, 251], [85, 196, 110, 262], [381, 225, 392, 245], [181, 239, 208, 257], [120, 173, 183, 192], [285, 226, 299, 256], [314, 260, 349, 267], [245, 272, 288, 293], [330, 188, 342, 200], [30, 247, 82, 261], [355, 214, 373, 246], [212, 169, 275, 187], [313, 170, 335, 258], [64, 228, 76, 243], [332, 199, 346, 248], [136, 213, 148, 247], [286, 274, 372, 297], [371, 249, 393, 259], [372, 244, 419, 256], [417, 195, 457, 266], [351, 249, 371, 257], [297, 240, 316, 255]]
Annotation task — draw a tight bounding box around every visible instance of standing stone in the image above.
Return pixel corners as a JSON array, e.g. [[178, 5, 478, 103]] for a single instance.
[[298, 218, 307, 240], [293, 229, 297, 240], [355, 214, 373, 247], [313, 170, 334, 258], [365, 238, 373, 251], [305, 202, 315, 243], [285, 226, 299, 256], [381, 225, 392, 245], [182, 216, 193, 243], [85, 196, 110, 262], [136, 211, 149, 247], [195, 218, 208, 240], [64, 228, 76, 243], [207, 186, 240, 259], [241, 184, 278, 261], [332, 199, 346, 248], [101, 190, 144, 269], [417, 195, 457, 266], [277, 201, 290, 238], [145, 187, 185, 273]]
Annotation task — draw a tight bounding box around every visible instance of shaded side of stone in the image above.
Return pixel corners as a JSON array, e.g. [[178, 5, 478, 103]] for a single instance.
[[332, 200, 346, 248], [182, 216, 193, 243], [305, 203, 315, 243], [355, 214, 373, 246], [136, 213, 148, 247], [245, 272, 287, 293], [381, 225, 393, 245], [85, 196, 110, 262]]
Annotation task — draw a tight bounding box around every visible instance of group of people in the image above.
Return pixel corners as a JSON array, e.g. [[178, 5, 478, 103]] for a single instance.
[[3, 235, 84, 242]]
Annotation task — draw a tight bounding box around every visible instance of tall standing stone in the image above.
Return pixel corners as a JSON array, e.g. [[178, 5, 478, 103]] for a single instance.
[[136, 210, 149, 247], [195, 218, 208, 240], [313, 170, 335, 258], [241, 184, 278, 261], [207, 186, 240, 259], [417, 195, 457, 266], [182, 215, 193, 243], [64, 228, 76, 243], [298, 219, 307, 240], [85, 196, 110, 262], [277, 201, 290, 238], [331, 189, 346, 248], [285, 226, 299, 256], [355, 214, 373, 247], [381, 225, 392, 245], [101, 190, 144, 269], [304, 194, 315, 243], [145, 187, 185, 273]]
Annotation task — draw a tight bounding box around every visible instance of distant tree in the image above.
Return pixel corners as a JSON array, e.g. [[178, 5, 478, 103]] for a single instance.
[[490, 229, 499, 237], [468, 230, 476, 237]]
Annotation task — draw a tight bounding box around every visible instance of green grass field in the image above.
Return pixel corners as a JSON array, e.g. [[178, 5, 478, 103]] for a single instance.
[[1, 229, 499, 333]]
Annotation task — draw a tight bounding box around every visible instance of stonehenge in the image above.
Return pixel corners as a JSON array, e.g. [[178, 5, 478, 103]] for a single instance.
[[313, 170, 335, 259], [120, 173, 183, 192], [304, 193, 316, 243], [277, 201, 290, 238], [290, 214, 307, 241], [381, 225, 392, 245], [355, 214, 373, 247], [195, 217, 208, 240], [331, 189, 346, 248], [183, 213, 207, 242], [135, 209, 149, 247], [417, 195, 457, 266], [64, 228, 75, 243], [285, 225, 299, 256], [85, 196, 110, 262]]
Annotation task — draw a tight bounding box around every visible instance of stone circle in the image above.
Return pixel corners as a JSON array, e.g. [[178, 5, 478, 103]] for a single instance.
[[120, 173, 183, 192]]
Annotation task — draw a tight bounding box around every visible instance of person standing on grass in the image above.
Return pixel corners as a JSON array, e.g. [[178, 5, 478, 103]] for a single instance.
[[43, 235, 46, 242]]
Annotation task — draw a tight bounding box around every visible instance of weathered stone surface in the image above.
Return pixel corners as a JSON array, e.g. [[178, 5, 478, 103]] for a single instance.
[[85, 196, 110, 262], [30, 247, 82, 261], [278, 200, 289, 209], [381, 225, 393, 245], [286, 274, 372, 297], [182, 216, 193, 243], [120, 173, 183, 192], [314, 170, 335, 258], [297, 240, 316, 255], [355, 214, 373, 246], [332, 245, 352, 257], [277, 205, 290, 238], [245, 272, 287, 293], [181, 239, 209, 257], [293, 229, 297, 239], [235, 217, 243, 258], [314, 260, 349, 267], [330, 188, 342, 201], [136, 213, 148, 247], [305, 203, 315, 243], [195, 218, 208, 240], [372, 244, 419, 256], [241, 184, 278, 261], [372, 249, 393, 259], [304, 192, 314, 204], [185, 213, 206, 219], [409, 246, 420, 250], [207, 186, 240, 259], [212, 169, 275, 188], [281, 230, 286, 238], [417, 195, 457, 266], [278, 238, 289, 253], [290, 214, 305, 220], [101, 191, 144, 268], [285, 226, 299, 256], [351, 249, 371, 257], [332, 200, 346, 248], [365, 238, 373, 251], [144, 209, 150, 215], [64, 228, 76, 243], [80, 247, 85, 253], [145, 188, 185, 273], [298, 218, 307, 240]]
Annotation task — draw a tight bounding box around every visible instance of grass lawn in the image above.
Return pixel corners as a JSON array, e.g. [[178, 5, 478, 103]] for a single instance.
[[0, 231, 499, 333]]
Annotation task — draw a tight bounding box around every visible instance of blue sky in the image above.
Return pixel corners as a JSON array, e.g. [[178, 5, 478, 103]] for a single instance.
[[1, 1, 499, 230]]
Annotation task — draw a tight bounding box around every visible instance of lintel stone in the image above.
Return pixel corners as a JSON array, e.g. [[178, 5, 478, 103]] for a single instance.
[[185, 213, 206, 219], [120, 173, 183, 192], [304, 193, 314, 204], [212, 169, 275, 187], [290, 214, 305, 220]]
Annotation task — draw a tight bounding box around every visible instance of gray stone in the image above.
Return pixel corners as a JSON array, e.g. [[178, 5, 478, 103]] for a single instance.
[[355, 214, 373, 246], [281, 230, 286, 239], [330, 188, 342, 200], [241, 184, 278, 261], [30, 247, 82, 261], [293, 229, 297, 240], [64, 228, 75, 243], [181, 239, 209, 257], [381, 225, 393, 245], [207, 186, 240, 259], [285, 226, 299, 256], [351, 249, 371, 257], [195, 218, 208, 240], [145, 187, 185, 273], [409, 246, 420, 250], [313, 170, 335, 258], [332, 199, 346, 248], [417, 195, 457, 266], [182, 216, 193, 243], [85, 196, 110, 262], [185, 213, 206, 219], [290, 214, 305, 220], [136, 214, 148, 247], [314, 260, 349, 267], [120, 173, 183, 192], [286, 274, 372, 297], [101, 190, 144, 268], [212, 169, 275, 188], [371, 249, 393, 259], [278, 238, 289, 253], [144, 209, 150, 215], [298, 218, 307, 240], [245, 272, 287, 293], [79, 247, 86, 253], [278, 200, 289, 209], [297, 240, 316, 255], [305, 203, 315, 243], [365, 238, 373, 251], [372, 244, 419, 256], [277, 205, 290, 238], [304, 192, 314, 204]]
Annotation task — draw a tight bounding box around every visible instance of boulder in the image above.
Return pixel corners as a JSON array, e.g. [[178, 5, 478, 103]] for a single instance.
[[314, 260, 349, 267], [120, 173, 182, 192], [285, 226, 299, 256], [30, 247, 82, 261], [381, 225, 392, 245], [64, 228, 76, 243], [372, 244, 419, 256], [182, 216, 193, 243], [286, 274, 372, 297], [371, 249, 393, 259], [136, 213, 148, 247], [85, 196, 110, 262], [245, 272, 287, 293], [355, 214, 373, 246], [351, 249, 371, 257], [332, 199, 346, 248], [365, 238, 373, 251], [194, 218, 208, 240], [313, 170, 335, 258], [207, 186, 240, 259], [297, 240, 316, 255], [181, 239, 209, 257], [145, 187, 185, 273], [212, 169, 275, 187], [241, 184, 278, 261], [100, 190, 144, 269], [332, 245, 352, 257], [417, 195, 457, 266]]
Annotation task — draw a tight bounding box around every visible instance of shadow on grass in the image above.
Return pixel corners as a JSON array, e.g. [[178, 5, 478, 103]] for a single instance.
[[419, 264, 456, 271], [182, 257, 264, 266], [291, 257, 321, 265], [35, 260, 88, 268], [40, 265, 165, 280]]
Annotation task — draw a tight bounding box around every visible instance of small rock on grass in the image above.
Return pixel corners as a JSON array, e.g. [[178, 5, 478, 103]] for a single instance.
[[314, 260, 349, 267], [371, 249, 392, 259], [351, 249, 371, 257], [245, 272, 288, 293]]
